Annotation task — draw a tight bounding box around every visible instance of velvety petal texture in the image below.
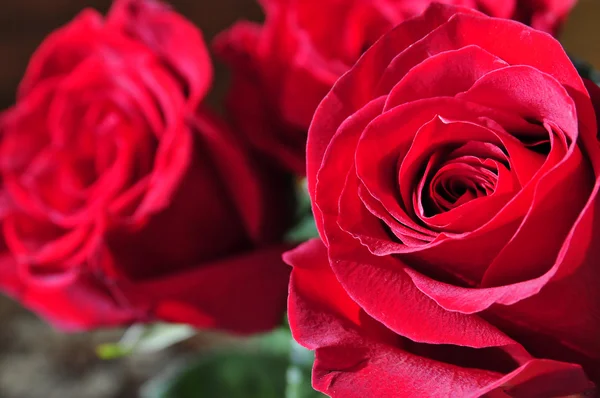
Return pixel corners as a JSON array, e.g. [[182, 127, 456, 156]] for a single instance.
[[214, 0, 576, 175], [286, 240, 594, 398], [0, 0, 294, 333], [287, 4, 600, 397]]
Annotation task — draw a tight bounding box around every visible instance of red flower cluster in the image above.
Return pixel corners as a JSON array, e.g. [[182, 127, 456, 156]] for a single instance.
[[2, 0, 599, 396]]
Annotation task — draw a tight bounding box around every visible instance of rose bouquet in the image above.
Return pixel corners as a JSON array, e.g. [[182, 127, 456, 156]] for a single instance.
[[0, 0, 598, 397]]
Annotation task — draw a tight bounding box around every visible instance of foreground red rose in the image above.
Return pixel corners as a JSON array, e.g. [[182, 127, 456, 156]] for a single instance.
[[285, 4, 600, 396], [214, 0, 576, 175], [0, 0, 294, 333]]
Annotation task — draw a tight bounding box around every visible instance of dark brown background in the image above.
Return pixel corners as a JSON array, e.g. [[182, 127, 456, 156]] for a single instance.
[[562, 0, 600, 68], [0, 1, 598, 397]]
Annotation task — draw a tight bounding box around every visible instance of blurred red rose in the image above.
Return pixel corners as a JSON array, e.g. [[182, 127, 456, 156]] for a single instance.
[[0, 0, 294, 333], [215, 0, 576, 175], [510, 0, 578, 34], [285, 4, 599, 397]]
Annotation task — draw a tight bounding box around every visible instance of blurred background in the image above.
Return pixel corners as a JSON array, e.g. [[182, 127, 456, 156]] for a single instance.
[[0, 0, 599, 397]]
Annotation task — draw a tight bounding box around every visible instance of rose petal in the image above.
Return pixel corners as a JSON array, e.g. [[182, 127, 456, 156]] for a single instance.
[[214, 22, 307, 174], [123, 245, 291, 333], [18, 10, 104, 97], [0, 252, 134, 331], [107, 0, 212, 108], [326, 233, 521, 349], [314, 97, 386, 243], [284, 240, 595, 398], [307, 4, 483, 218]]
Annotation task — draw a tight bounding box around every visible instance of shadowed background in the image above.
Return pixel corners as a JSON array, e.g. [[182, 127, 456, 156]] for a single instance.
[[0, 1, 598, 397]]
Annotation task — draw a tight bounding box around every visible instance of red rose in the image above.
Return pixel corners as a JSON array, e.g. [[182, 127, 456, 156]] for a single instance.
[[285, 4, 600, 396], [214, 0, 575, 175], [0, 0, 294, 333]]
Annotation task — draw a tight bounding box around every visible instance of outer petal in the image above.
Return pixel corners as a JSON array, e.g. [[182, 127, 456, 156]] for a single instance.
[[0, 253, 134, 331], [106, 110, 294, 282], [327, 229, 521, 349], [314, 97, 387, 243], [284, 240, 593, 397], [191, 110, 294, 244], [473, 359, 595, 397], [285, 240, 500, 397], [307, 4, 483, 197], [17, 10, 104, 98], [382, 44, 508, 109], [123, 245, 291, 334], [105, 133, 249, 281], [374, 10, 587, 106], [213, 22, 308, 175], [107, 0, 212, 108], [403, 175, 600, 362]]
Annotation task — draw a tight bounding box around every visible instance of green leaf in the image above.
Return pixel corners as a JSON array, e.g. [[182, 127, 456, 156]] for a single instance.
[[286, 178, 319, 243], [295, 178, 312, 216], [286, 341, 325, 398], [147, 352, 289, 398], [141, 328, 325, 398], [285, 216, 319, 243], [247, 328, 294, 356]]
